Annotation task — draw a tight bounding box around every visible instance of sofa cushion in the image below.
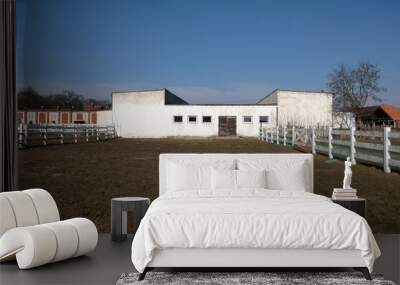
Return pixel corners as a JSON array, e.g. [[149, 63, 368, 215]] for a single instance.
[[23, 189, 60, 224], [0, 196, 17, 237], [0, 192, 39, 227]]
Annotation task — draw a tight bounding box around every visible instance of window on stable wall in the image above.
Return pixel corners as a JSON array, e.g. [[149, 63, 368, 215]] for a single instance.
[[202, 116, 212, 123], [259, 116, 269, 123], [174, 116, 183, 123], [243, 116, 252, 123], [188, 116, 197, 123]]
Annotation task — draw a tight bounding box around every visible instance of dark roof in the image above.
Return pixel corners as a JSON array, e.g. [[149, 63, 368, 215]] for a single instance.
[[164, 89, 188, 105]]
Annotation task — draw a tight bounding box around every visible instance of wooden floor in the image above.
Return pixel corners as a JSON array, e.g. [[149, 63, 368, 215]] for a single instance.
[[0, 234, 398, 285]]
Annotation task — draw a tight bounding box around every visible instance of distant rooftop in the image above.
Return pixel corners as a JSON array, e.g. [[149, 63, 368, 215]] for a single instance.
[[359, 104, 400, 121]]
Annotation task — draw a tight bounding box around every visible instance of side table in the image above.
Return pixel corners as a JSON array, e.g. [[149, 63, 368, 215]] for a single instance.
[[111, 197, 150, 241], [331, 197, 366, 218]]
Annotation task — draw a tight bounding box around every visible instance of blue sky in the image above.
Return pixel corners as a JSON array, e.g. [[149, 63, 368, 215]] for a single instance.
[[17, 0, 400, 105]]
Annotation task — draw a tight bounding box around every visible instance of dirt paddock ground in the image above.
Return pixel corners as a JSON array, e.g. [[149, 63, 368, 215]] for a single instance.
[[19, 138, 400, 233]]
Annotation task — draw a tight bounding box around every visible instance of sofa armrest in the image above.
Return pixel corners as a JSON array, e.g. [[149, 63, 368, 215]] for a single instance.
[[0, 218, 97, 269]]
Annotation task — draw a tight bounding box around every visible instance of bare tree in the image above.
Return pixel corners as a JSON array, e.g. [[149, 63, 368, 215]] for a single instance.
[[327, 62, 386, 112]]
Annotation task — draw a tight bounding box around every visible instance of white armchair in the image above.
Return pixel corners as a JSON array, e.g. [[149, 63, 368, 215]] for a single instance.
[[0, 189, 98, 269]]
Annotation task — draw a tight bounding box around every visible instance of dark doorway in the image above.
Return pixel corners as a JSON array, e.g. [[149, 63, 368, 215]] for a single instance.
[[218, 116, 237, 136]]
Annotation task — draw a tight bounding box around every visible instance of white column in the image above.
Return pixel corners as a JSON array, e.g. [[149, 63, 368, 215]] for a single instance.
[[328, 127, 333, 159], [350, 126, 356, 165], [311, 127, 316, 154], [383, 127, 391, 173]]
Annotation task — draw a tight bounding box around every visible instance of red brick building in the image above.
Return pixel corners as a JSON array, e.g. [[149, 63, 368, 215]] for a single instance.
[[17, 110, 98, 124]]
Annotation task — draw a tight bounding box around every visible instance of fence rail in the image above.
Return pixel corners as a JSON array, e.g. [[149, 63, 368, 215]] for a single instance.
[[260, 126, 400, 173], [18, 123, 116, 148]]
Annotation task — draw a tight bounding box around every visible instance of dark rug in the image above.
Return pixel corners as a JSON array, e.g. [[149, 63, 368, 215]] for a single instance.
[[116, 272, 396, 285]]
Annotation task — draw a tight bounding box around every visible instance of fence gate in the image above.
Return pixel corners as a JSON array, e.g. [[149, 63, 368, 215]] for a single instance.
[[218, 116, 236, 136], [294, 128, 309, 145]]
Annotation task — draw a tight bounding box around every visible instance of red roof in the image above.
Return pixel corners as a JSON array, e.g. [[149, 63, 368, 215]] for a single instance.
[[380, 104, 400, 121], [358, 104, 400, 121]]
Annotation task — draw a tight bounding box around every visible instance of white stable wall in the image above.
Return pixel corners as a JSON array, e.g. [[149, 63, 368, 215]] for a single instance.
[[112, 90, 276, 138], [258, 90, 333, 127]]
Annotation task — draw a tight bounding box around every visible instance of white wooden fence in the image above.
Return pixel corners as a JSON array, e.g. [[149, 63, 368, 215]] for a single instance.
[[260, 126, 400, 173], [18, 123, 116, 148]]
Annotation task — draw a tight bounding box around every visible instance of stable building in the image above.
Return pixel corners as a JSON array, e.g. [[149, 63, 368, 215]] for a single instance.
[[112, 89, 276, 138], [111, 88, 333, 138]]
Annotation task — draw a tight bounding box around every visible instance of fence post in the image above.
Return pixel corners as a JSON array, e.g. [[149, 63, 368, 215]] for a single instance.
[[269, 128, 274, 143], [74, 127, 78, 143], [311, 127, 316, 154], [86, 127, 89, 142], [60, 125, 64, 144], [43, 125, 47, 146], [24, 124, 28, 146], [328, 127, 333, 159], [350, 126, 356, 165], [383, 127, 391, 173], [270, 128, 273, 143], [292, 126, 295, 146], [96, 127, 100, 141], [304, 127, 309, 145], [283, 127, 287, 146], [276, 127, 279, 144]]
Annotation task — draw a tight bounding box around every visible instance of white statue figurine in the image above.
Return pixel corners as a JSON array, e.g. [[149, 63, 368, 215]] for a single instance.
[[342, 157, 352, 189]]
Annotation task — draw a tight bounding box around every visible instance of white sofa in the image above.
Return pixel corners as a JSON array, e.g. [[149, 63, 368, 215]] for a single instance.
[[0, 189, 98, 269]]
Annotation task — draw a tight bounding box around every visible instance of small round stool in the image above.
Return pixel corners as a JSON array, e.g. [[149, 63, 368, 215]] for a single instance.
[[111, 197, 150, 242]]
